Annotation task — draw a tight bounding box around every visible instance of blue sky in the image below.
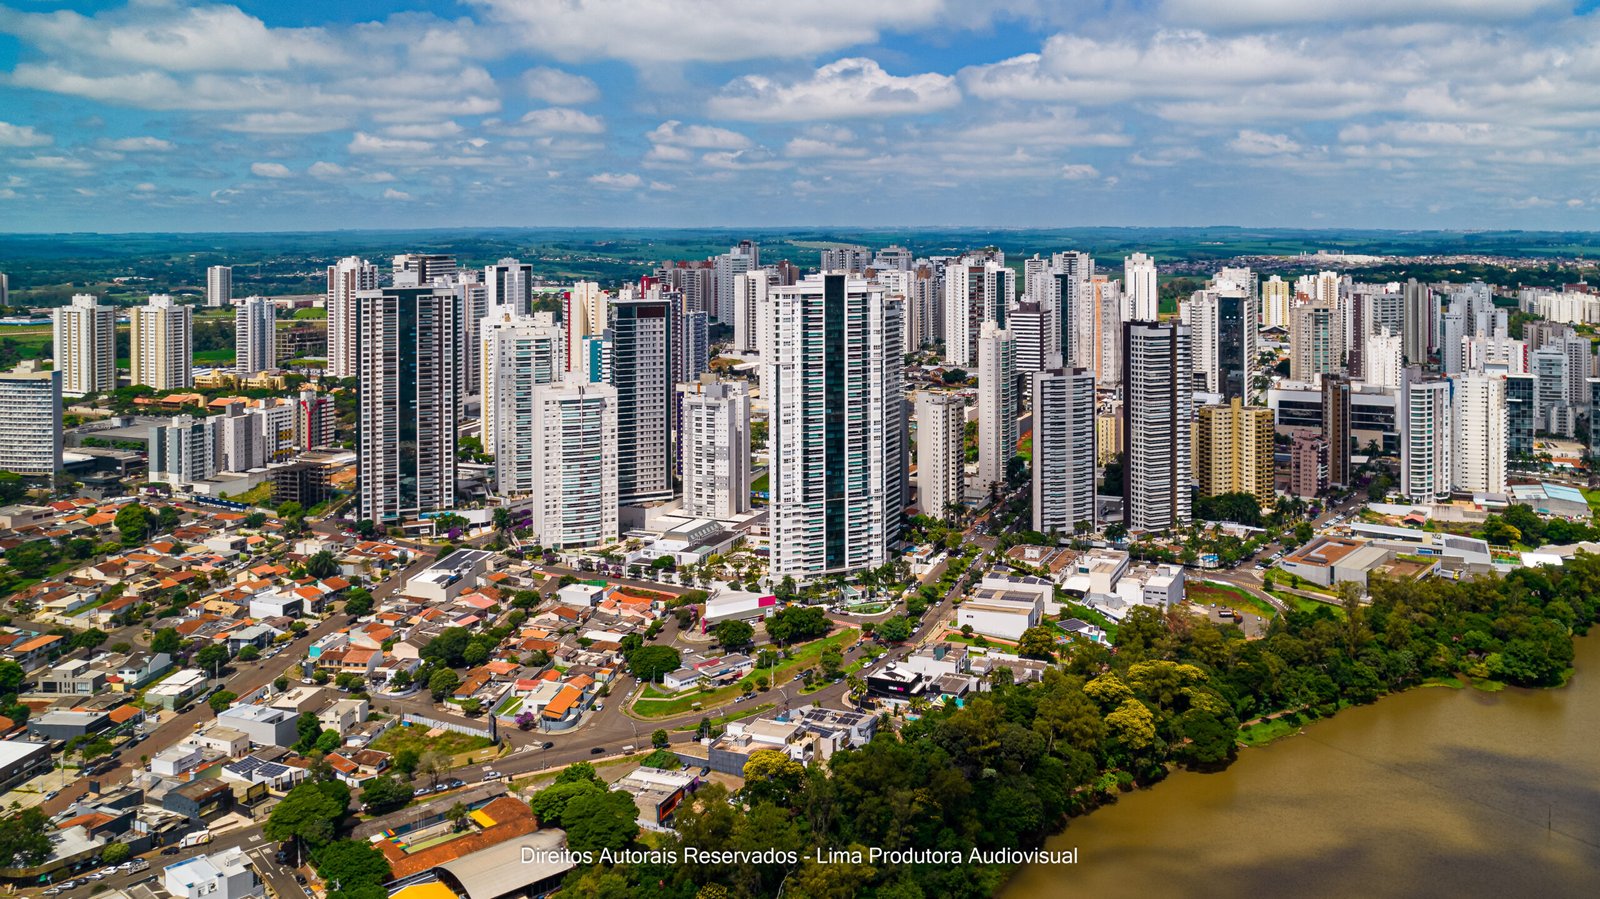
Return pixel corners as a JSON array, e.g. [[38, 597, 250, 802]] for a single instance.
[[1, 0, 1599, 231]]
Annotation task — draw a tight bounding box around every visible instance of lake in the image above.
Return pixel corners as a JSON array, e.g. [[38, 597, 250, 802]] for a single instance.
[[1006, 635, 1600, 898]]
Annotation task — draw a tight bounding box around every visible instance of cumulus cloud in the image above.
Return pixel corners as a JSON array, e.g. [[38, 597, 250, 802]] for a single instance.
[[470, 0, 949, 64], [1060, 163, 1099, 179], [217, 112, 351, 134], [648, 120, 751, 150], [1229, 130, 1303, 155], [589, 171, 642, 188], [521, 67, 600, 104], [99, 136, 173, 152], [512, 108, 606, 135], [0, 121, 52, 147], [382, 188, 413, 200], [710, 58, 960, 121], [1161, 0, 1563, 27], [14, 155, 90, 171], [250, 162, 294, 178]]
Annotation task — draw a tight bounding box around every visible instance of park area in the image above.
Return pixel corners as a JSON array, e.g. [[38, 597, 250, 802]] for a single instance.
[[631, 628, 860, 718]]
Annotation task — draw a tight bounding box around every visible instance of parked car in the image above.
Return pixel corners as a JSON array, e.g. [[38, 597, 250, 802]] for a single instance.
[[161, 847, 181, 856], [481, 771, 502, 781], [589, 747, 605, 755], [413, 788, 429, 797], [85, 873, 103, 881]]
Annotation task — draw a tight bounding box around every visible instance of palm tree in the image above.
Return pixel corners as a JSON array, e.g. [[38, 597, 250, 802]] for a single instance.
[[846, 675, 867, 707]]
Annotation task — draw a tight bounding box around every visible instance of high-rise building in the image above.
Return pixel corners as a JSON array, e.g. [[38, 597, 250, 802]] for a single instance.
[[1440, 309, 1467, 375], [1188, 288, 1255, 401], [675, 308, 709, 386], [129, 294, 193, 390], [149, 414, 217, 485], [481, 314, 565, 496], [565, 282, 607, 376], [1322, 375, 1352, 487], [819, 245, 871, 273], [448, 273, 488, 399], [528, 382, 619, 549], [610, 295, 674, 504], [206, 265, 232, 308], [235, 296, 276, 375], [1453, 371, 1507, 494], [355, 283, 459, 522], [214, 404, 265, 473], [943, 257, 1013, 368], [52, 293, 115, 398], [1055, 252, 1094, 370], [916, 391, 965, 521], [1261, 275, 1291, 330], [1008, 299, 1052, 386], [678, 376, 750, 519], [731, 269, 775, 355], [1097, 408, 1122, 466], [1289, 299, 1342, 385], [976, 321, 1016, 496], [1505, 372, 1536, 459], [1289, 432, 1328, 499], [1194, 398, 1275, 507], [1032, 366, 1097, 535], [1123, 321, 1192, 531], [294, 388, 335, 450], [713, 241, 759, 323], [1401, 366, 1452, 502], [0, 364, 61, 475], [874, 245, 913, 272], [326, 256, 378, 380], [1123, 253, 1158, 322], [1094, 277, 1123, 389], [1402, 279, 1432, 365], [392, 253, 457, 284], [1532, 345, 1573, 435], [0, 272, 8, 306], [1364, 330, 1403, 389], [770, 273, 904, 581], [485, 258, 533, 318]]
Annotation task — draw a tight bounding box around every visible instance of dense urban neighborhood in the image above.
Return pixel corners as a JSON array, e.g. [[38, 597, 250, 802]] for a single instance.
[[0, 231, 1597, 899]]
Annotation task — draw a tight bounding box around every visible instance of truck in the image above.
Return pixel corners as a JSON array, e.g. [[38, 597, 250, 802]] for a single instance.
[[178, 830, 213, 849]]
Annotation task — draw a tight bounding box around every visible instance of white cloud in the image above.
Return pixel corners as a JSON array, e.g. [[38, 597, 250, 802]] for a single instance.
[[1162, 0, 1563, 27], [348, 132, 434, 155], [382, 188, 413, 201], [14, 155, 89, 171], [648, 120, 751, 150], [702, 149, 789, 171], [385, 122, 463, 139], [644, 144, 695, 165], [470, 0, 948, 64], [307, 161, 348, 179], [589, 171, 642, 189], [649, 180, 677, 192], [1060, 163, 1099, 179], [217, 112, 350, 134], [98, 136, 173, 152], [250, 162, 293, 178], [1230, 130, 1302, 155], [521, 67, 600, 104], [784, 137, 867, 158], [709, 58, 960, 121], [513, 108, 606, 135], [0, 121, 52, 147]]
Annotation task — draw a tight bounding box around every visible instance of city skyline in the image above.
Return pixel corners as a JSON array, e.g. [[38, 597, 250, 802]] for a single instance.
[[1, 1, 1600, 232]]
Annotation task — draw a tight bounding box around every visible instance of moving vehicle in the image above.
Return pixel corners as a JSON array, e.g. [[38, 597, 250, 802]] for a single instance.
[[589, 747, 605, 755], [178, 829, 213, 849], [160, 847, 181, 856]]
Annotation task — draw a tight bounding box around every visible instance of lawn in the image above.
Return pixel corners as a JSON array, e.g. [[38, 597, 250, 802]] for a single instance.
[[1238, 715, 1302, 747], [1274, 591, 1346, 618], [631, 627, 858, 719], [1191, 582, 1278, 620], [672, 702, 776, 731], [371, 724, 495, 757], [751, 473, 769, 494], [194, 348, 236, 365]]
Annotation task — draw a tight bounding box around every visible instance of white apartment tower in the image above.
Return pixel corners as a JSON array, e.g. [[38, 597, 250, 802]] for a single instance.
[[1454, 371, 1507, 494], [235, 296, 276, 375], [129, 294, 193, 390], [149, 414, 217, 485], [732, 268, 775, 356], [0, 365, 62, 475], [485, 258, 533, 318], [1400, 366, 1453, 502], [770, 273, 904, 582], [1365, 330, 1404, 389], [678, 376, 751, 519], [943, 257, 1014, 368], [206, 265, 232, 308], [976, 321, 1016, 496], [1123, 321, 1193, 531], [326, 256, 378, 380], [610, 294, 674, 504], [1123, 253, 1158, 322], [52, 294, 115, 397], [713, 241, 758, 323], [916, 391, 965, 521], [1032, 365, 1097, 535], [481, 314, 565, 497], [529, 382, 619, 549]]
